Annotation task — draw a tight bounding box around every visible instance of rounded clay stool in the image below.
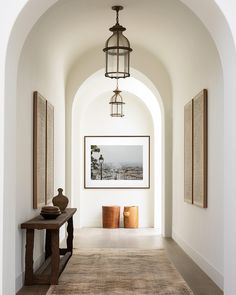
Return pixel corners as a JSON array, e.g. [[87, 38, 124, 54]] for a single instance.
[[123, 206, 139, 228], [102, 206, 120, 228]]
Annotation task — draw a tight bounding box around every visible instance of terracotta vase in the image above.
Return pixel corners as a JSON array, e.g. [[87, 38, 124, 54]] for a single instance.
[[52, 188, 69, 212]]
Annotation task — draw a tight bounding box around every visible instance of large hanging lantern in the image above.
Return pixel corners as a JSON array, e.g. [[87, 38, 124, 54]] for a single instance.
[[109, 81, 125, 117], [103, 6, 132, 79]]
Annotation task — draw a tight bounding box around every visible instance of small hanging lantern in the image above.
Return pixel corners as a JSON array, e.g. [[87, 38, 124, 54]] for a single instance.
[[109, 81, 125, 117], [103, 6, 132, 79]]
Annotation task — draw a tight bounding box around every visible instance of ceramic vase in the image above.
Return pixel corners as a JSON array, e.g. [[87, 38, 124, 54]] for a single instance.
[[52, 188, 68, 212]]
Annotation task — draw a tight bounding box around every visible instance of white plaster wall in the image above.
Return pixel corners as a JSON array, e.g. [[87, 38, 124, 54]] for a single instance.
[[171, 17, 224, 289], [1, 0, 236, 294], [0, 2, 59, 294], [73, 91, 154, 228], [183, 1, 236, 292], [15, 28, 66, 291]]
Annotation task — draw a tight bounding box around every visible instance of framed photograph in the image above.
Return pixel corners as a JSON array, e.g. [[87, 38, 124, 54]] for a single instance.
[[84, 136, 150, 189], [184, 100, 193, 204], [193, 89, 208, 208]]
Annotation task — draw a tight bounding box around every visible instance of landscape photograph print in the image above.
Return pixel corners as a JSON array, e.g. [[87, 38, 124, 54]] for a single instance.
[[91, 145, 143, 181], [84, 136, 150, 189]]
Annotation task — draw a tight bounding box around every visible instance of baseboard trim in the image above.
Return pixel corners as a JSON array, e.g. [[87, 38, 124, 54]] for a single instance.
[[172, 230, 223, 290], [16, 272, 24, 293]]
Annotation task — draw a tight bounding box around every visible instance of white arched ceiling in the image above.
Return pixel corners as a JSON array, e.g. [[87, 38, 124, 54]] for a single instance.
[[2, 0, 236, 293], [71, 69, 163, 231]]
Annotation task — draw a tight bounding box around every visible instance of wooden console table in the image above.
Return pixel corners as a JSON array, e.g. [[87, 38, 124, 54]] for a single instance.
[[21, 208, 77, 285]]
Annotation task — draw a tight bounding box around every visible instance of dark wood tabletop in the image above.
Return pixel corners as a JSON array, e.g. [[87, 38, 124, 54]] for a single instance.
[[21, 208, 77, 230]]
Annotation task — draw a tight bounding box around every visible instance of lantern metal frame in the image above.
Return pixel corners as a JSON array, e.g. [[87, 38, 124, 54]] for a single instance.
[[109, 81, 125, 117], [103, 5, 132, 79]]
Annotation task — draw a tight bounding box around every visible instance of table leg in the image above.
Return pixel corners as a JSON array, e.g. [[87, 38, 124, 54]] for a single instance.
[[25, 229, 34, 285], [45, 229, 52, 260], [50, 229, 60, 284], [67, 216, 74, 254]]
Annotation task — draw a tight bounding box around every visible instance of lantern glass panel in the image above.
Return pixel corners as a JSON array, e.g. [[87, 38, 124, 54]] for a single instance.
[[110, 102, 124, 117], [106, 49, 130, 78], [104, 28, 131, 78], [106, 31, 130, 47]]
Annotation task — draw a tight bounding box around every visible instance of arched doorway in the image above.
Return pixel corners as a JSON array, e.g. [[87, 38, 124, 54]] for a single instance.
[[1, 1, 236, 294], [70, 69, 164, 232]]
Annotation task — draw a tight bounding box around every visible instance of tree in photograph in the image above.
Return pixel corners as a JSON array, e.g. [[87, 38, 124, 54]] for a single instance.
[[91, 145, 100, 179]]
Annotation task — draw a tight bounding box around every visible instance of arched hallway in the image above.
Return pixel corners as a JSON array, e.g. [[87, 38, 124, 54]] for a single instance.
[[1, 0, 236, 294]]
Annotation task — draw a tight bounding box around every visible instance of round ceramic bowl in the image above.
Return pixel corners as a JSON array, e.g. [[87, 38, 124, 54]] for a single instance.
[[40, 212, 61, 219]]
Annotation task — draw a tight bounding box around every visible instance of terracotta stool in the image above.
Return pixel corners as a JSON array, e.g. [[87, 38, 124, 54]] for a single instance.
[[123, 206, 139, 228], [102, 206, 120, 228]]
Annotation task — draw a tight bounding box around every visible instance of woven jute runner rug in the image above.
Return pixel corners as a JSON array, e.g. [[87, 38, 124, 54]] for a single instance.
[[47, 248, 194, 295]]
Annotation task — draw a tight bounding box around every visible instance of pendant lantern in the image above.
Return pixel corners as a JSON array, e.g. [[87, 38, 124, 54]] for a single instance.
[[103, 6, 132, 79]]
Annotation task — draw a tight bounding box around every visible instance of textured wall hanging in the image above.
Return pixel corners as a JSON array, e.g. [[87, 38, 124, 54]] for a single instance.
[[184, 89, 207, 208], [33, 91, 54, 209], [184, 100, 193, 204]]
